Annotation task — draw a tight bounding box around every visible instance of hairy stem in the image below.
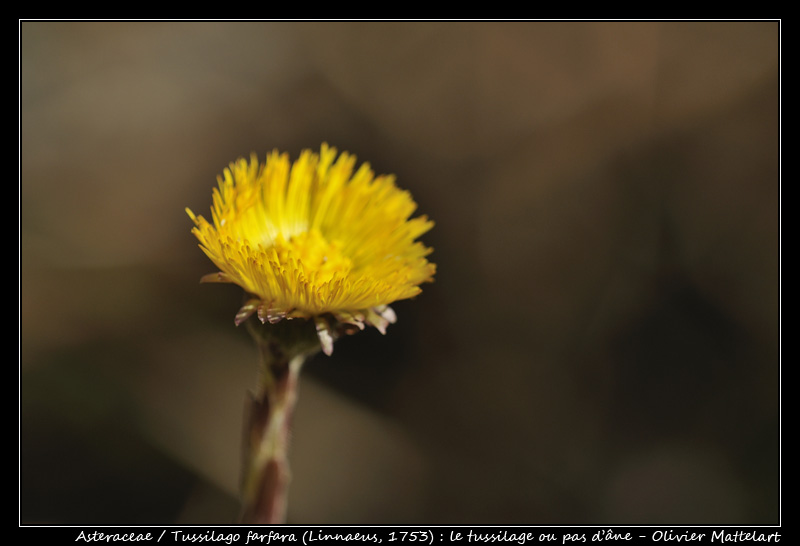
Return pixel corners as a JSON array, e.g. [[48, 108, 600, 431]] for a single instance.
[[239, 322, 314, 524]]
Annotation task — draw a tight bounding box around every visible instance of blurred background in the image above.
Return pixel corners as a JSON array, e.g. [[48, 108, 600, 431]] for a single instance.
[[20, 21, 779, 525]]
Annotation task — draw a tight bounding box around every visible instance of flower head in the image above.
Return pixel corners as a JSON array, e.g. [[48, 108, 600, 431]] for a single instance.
[[187, 144, 435, 354]]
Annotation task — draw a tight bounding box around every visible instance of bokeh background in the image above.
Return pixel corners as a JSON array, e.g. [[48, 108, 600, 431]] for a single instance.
[[20, 21, 779, 525]]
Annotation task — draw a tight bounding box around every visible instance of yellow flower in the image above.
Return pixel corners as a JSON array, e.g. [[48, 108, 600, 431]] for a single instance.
[[187, 144, 436, 355]]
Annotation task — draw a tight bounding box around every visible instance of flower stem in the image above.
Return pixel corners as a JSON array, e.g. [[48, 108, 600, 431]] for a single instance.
[[239, 320, 319, 524]]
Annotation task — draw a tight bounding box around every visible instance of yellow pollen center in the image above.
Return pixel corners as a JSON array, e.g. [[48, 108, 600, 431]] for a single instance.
[[272, 230, 352, 285]]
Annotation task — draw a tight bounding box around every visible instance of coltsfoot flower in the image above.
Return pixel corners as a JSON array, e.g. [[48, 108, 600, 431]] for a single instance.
[[187, 144, 436, 355]]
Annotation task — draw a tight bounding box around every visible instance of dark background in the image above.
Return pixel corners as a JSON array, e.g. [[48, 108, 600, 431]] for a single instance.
[[20, 21, 779, 524]]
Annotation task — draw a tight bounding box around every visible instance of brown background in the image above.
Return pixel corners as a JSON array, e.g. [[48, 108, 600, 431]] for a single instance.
[[20, 21, 779, 524]]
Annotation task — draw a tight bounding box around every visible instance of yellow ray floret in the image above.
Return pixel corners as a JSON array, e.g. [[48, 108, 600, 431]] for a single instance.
[[187, 144, 435, 352]]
